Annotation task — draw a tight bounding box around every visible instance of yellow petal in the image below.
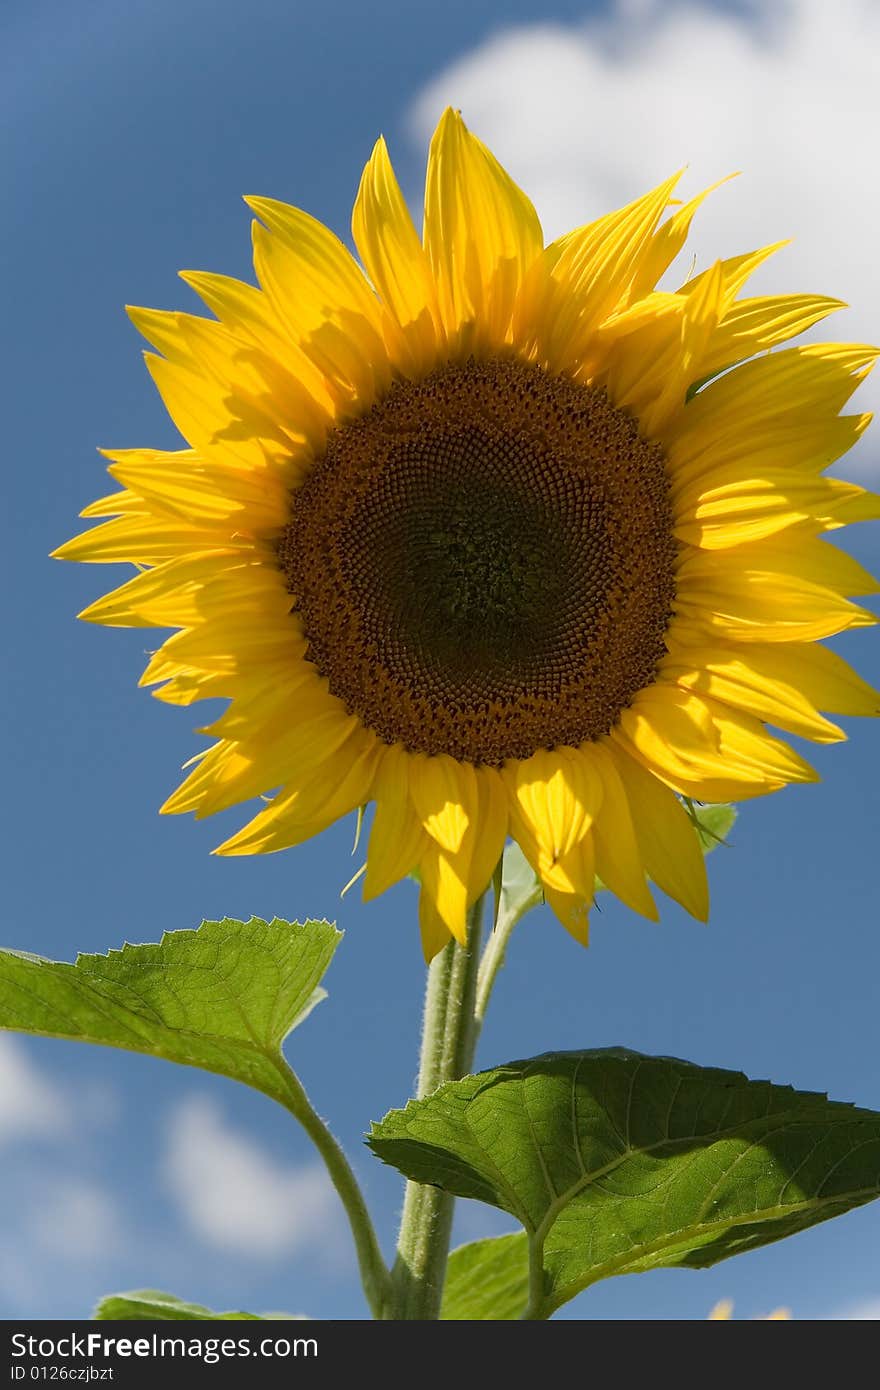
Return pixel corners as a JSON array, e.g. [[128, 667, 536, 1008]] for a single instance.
[[675, 556, 877, 643], [679, 242, 788, 308], [77, 553, 261, 628], [667, 413, 871, 495], [605, 740, 708, 920], [619, 687, 818, 801], [523, 171, 682, 372], [179, 268, 335, 418], [215, 732, 380, 855], [543, 874, 592, 946], [678, 533, 880, 598], [665, 634, 880, 725], [52, 514, 257, 564], [590, 742, 658, 920], [592, 295, 684, 412], [418, 839, 470, 947], [412, 763, 507, 954], [408, 753, 476, 854], [504, 747, 603, 866], [708, 1300, 735, 1320], [418, 891, 454, 963], [665, 343, 879, 457], [507, 815, 578, 895], [662, 644, 845, 744], [163, 697, 357, 818], [757, 641, 880, 718], [352, 135, 442, 372], [673, 471, 880, 549], [170, 312, 323, 455], [247, 201, 390, 404], [78, 487, 146, 518], [144, 353, 287, 472], [423, 107, 543, 352], [204, 668, 319, 740], [364, 745, 431, 900], [155, 612, 305, 674], [638, 259, 724, 434], [697, 293, 845, 381], [467, 766, 509, 907], [151, 670, 230, 706], [626, 175, 735, 302], [161, 738, 272, 818], [104, 447, 289, 529]]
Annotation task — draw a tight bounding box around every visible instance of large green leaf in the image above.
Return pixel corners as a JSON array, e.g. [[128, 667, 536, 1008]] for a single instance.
[[440, 1235, 529, 1320], [94, 1291, 265, 1321], [371, 1049, 880, 1318], [0, 917, 340, 1106]]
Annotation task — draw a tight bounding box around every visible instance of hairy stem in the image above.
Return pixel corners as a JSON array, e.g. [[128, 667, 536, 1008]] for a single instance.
[[475, 904, 516, 1036], [274, 1058, 392, 1320], [520, 1234, 549, 1320], [389, 893, 486, 1319], [475, 856, 541, 1037]]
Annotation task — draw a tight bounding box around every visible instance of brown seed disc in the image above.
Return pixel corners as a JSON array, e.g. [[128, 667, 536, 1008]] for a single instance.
[[279, 357, 677, 765]]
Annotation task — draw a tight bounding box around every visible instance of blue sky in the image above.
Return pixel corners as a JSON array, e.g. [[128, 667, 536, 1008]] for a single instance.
[[3, 0, 880, 1320]]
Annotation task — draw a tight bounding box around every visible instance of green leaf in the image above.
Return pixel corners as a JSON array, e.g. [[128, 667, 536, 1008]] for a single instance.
[[370, 1049, 880, 1318], [441, 1234, 529, 1320], [0, 917, 340, 1107], [93, 1291, 265, 1321], [687, 801, 737, 854]]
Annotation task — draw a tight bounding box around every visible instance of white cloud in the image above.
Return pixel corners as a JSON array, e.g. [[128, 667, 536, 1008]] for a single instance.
[[0, 1174, 125, 1318], [0, 1038, 124, 1306], [409, 0, 880, 467], [162, 1095, 342, 1259], [0, 1035, 69, 1143], [29, 1177, 123, 1260], [830, 1296, 880, 1320]]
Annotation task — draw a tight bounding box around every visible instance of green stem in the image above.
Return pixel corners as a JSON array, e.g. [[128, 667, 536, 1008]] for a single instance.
[[273, 1057, 392, 1320], [475, 855, 542, 1036], [474, 895, 517, 1037], [520, 1235, 548, 1320], [389, 892, 486, 1319]]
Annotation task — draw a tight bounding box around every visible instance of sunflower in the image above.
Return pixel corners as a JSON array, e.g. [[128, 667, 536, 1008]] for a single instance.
[[55, 109, 880, 959], [708, 1300, 790, 1320]]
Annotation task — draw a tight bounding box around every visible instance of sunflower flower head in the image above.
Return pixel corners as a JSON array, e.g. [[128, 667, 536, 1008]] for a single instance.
[[55, 109, 880, 960]]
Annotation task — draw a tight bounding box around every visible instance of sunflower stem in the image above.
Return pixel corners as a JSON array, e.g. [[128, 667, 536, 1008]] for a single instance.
[[272, 1058, 393, 1320], [389, 891, 487, 1319]]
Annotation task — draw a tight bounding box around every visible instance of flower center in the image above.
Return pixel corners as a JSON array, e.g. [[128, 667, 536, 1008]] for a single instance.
[[279, 357, 676, 765]]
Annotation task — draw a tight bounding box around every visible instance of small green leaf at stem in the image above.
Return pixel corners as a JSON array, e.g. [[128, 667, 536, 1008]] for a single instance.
[[496, 804, 736, 908], [0, 917, 340, 1105], [686, 801, 737, 854], [441, 1235, 529, 1320], [497, 842, 544, 923], [371, 1048, 880, 1319]]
